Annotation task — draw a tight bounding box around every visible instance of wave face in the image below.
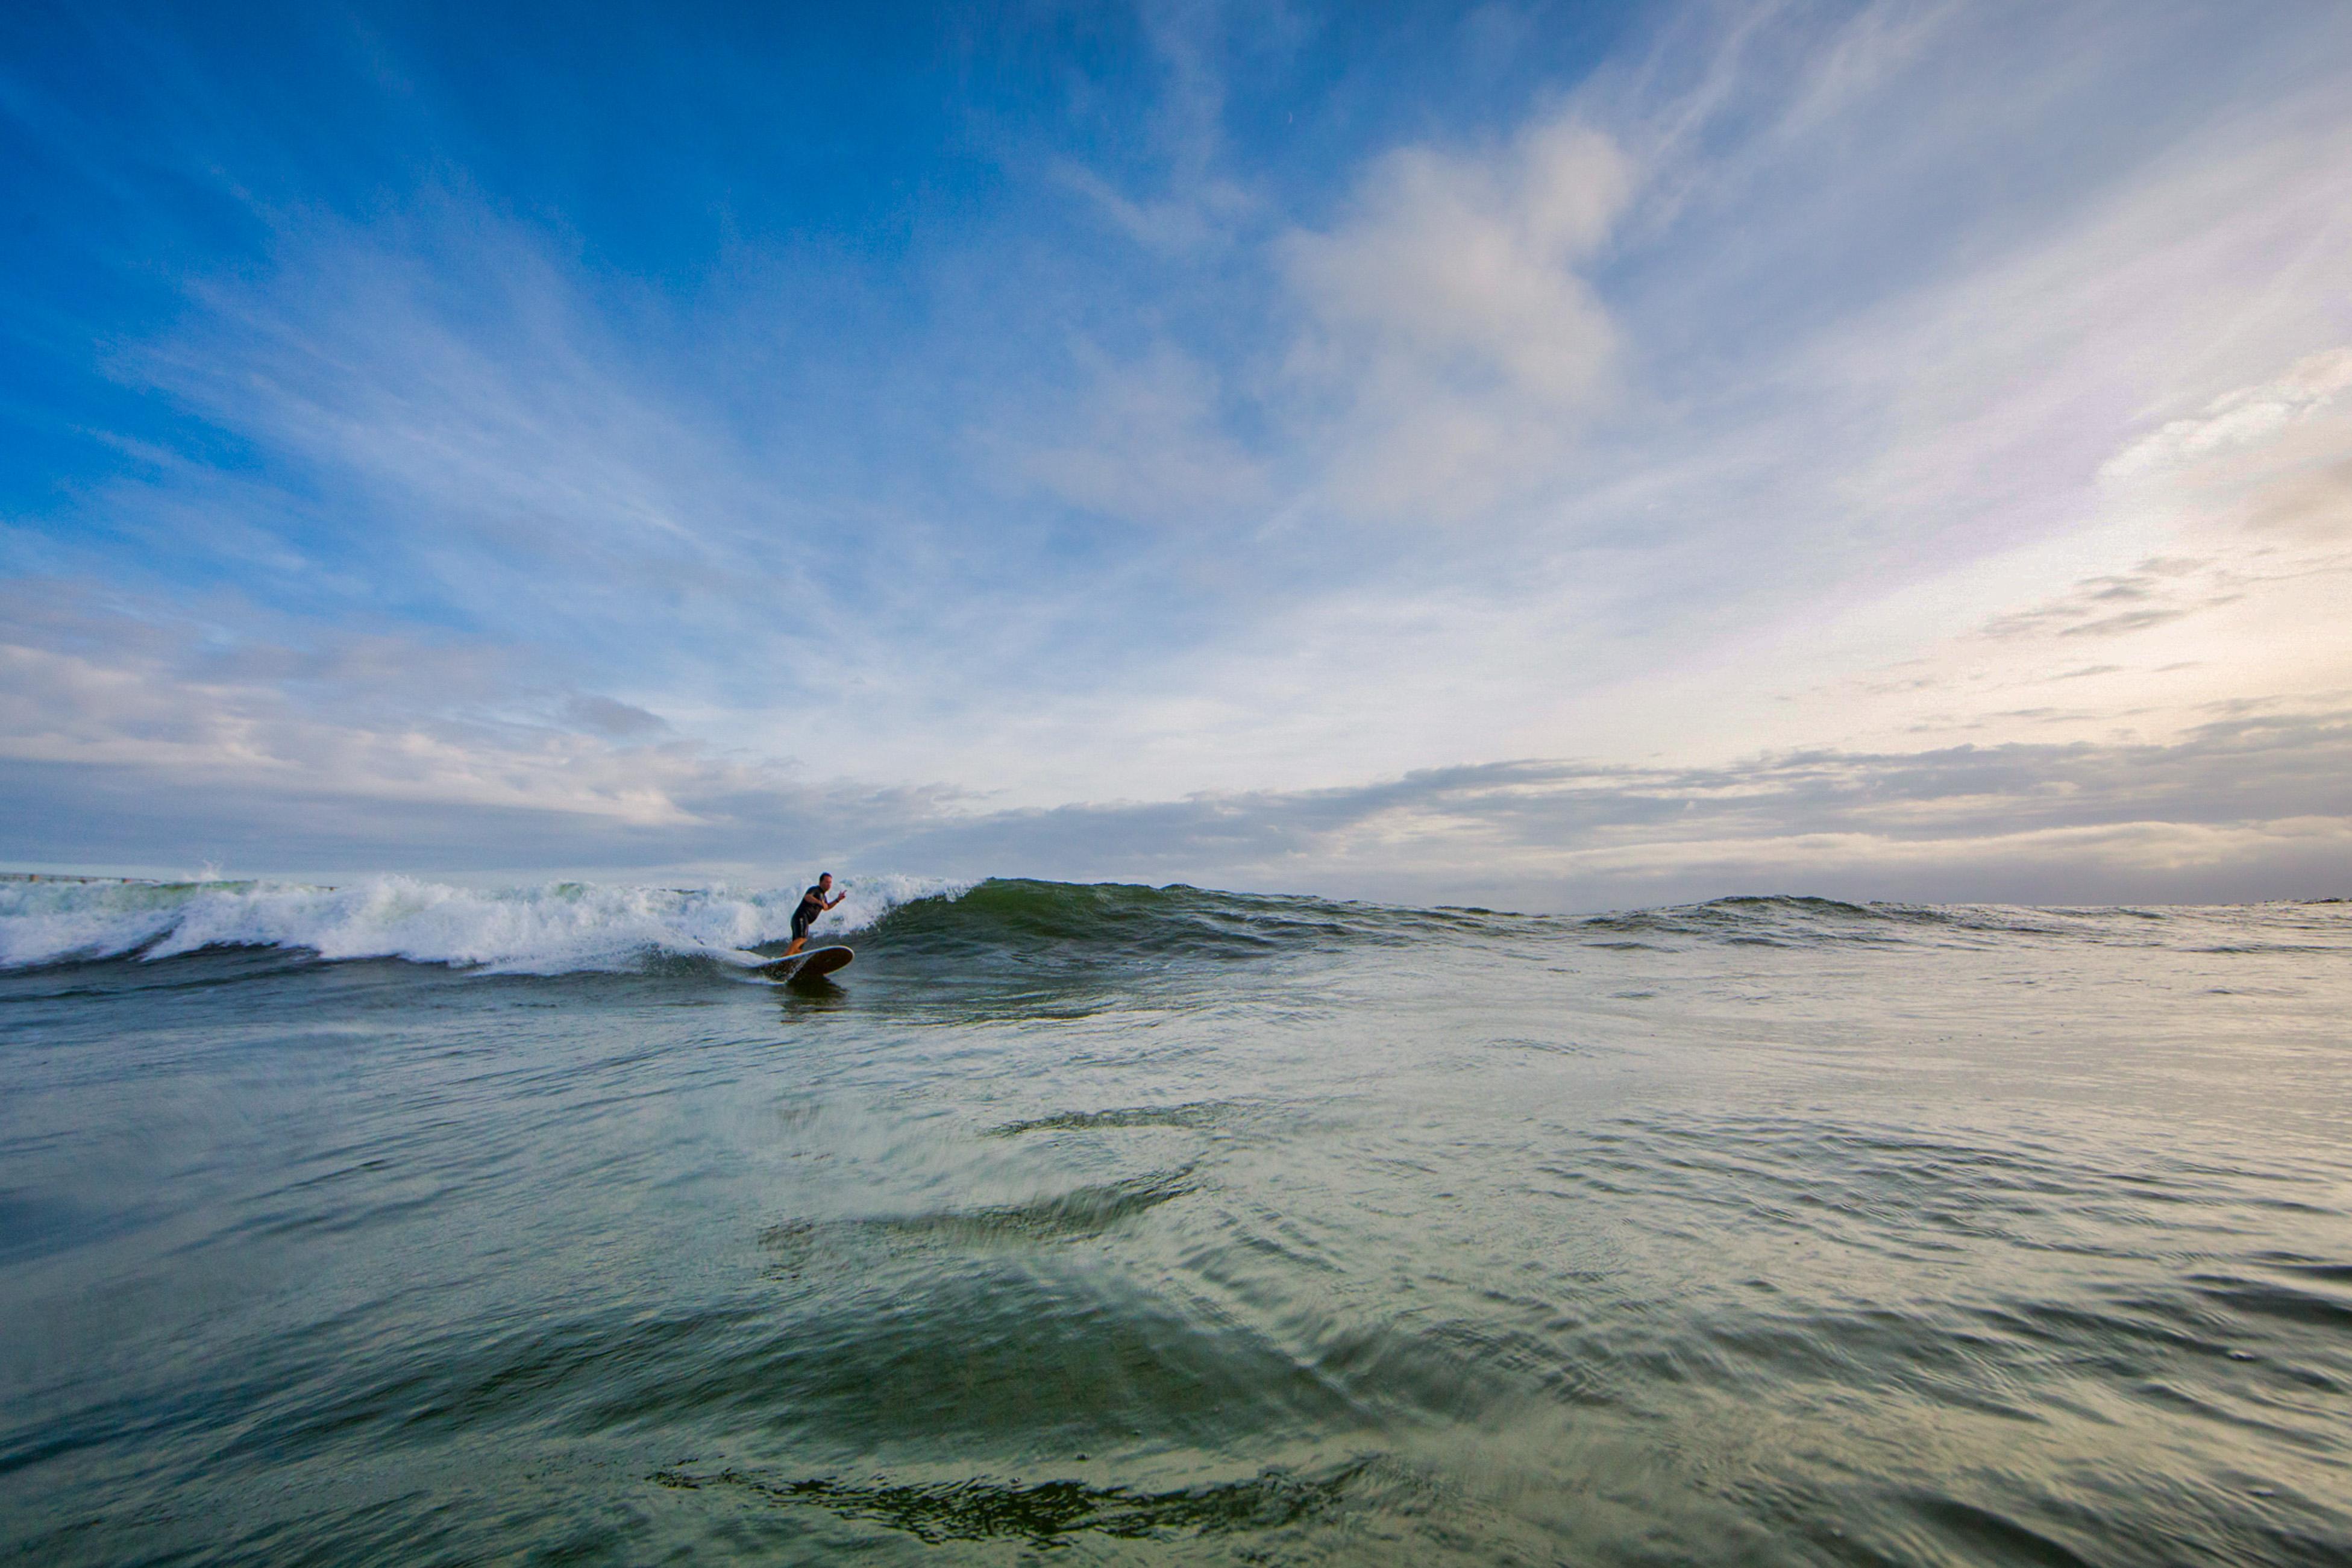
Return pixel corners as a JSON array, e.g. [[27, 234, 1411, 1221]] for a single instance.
[[5, 872, 2339, 976]]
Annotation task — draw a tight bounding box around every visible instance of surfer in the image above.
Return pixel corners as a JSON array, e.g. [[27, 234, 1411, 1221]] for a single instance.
[[785, 873, 845, 955]]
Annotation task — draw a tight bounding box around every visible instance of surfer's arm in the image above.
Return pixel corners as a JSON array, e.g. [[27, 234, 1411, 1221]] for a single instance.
[[826, 892, 846, 908]]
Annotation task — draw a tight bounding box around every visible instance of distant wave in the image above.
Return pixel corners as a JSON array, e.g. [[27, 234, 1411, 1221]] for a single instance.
[[1, 874, 2339, 975], [0, 873, 965, 974]]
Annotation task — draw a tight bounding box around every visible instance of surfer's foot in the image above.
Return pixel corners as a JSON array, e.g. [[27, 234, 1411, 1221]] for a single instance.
[[783, 939, 806, 956]]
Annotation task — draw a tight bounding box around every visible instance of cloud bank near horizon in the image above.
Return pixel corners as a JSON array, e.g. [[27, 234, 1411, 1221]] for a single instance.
[[6, 575, 2344, 907], [2, 0, 2348, 906]]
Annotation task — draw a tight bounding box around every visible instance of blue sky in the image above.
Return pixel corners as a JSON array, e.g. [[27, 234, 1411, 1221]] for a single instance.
[[4, 0, 2350, 906]]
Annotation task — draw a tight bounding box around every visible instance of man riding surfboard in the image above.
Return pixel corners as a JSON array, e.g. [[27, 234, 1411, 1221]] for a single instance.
[[785, 873, 844, 955]]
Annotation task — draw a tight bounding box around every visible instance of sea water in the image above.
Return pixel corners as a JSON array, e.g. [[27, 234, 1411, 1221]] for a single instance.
[[2, 876, 2347, 1564]]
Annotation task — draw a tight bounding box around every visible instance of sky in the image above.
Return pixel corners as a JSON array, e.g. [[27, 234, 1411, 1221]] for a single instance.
[[2, 0, 2348, 908]]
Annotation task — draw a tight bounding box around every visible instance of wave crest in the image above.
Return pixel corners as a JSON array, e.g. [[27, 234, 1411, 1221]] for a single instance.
[[0, 873, 965, 974]]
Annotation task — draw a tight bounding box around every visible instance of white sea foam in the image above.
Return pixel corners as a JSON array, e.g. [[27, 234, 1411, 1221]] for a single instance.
[[0, 873, 968, 974]]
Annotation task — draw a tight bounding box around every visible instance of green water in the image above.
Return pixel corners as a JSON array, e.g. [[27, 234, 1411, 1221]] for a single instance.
[[2, 880, 2347, 1563]]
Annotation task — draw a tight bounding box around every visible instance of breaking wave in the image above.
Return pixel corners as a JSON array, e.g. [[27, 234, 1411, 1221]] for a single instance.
[[0, 873, 964, 974]]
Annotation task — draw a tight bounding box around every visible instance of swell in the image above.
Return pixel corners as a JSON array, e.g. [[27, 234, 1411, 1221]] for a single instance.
[[5, 871, 2342, 977], [858, 877, 1406, 964], [860, 882, 2352, 965]]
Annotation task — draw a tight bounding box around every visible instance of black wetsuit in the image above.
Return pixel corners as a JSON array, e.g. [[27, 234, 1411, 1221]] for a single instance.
[[791, 885, 827, 942]]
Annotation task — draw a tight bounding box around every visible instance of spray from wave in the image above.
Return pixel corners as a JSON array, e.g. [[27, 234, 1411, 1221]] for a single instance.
[[0, 873, 966, 974]]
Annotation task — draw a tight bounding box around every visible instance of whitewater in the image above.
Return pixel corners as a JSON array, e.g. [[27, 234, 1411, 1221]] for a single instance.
[[0, 871, 962, 972], [4, 874, 2348, 1564]]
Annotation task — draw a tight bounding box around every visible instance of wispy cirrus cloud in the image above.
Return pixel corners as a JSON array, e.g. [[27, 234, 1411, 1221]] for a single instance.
[[1977, 559, 2212, 642], [2102, 348, 2352, 484]]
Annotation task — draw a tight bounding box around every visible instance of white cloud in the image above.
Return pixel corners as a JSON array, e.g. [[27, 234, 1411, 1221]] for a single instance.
[[1278, 113, 1634, 519], [1284, 116, 1630, 403], [2102, 348, 2352, 483]]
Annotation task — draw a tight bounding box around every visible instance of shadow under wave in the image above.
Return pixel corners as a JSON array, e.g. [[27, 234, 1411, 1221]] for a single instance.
[[983, 1102, 1237, 1137], [651, 1458, 1371, 1548]]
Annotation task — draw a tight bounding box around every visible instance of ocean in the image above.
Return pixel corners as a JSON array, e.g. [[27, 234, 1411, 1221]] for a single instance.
[[2, 874, 2347, 1565]]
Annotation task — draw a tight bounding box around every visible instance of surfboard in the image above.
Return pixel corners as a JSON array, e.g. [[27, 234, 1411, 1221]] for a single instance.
[[755, 946, 854, 983]]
